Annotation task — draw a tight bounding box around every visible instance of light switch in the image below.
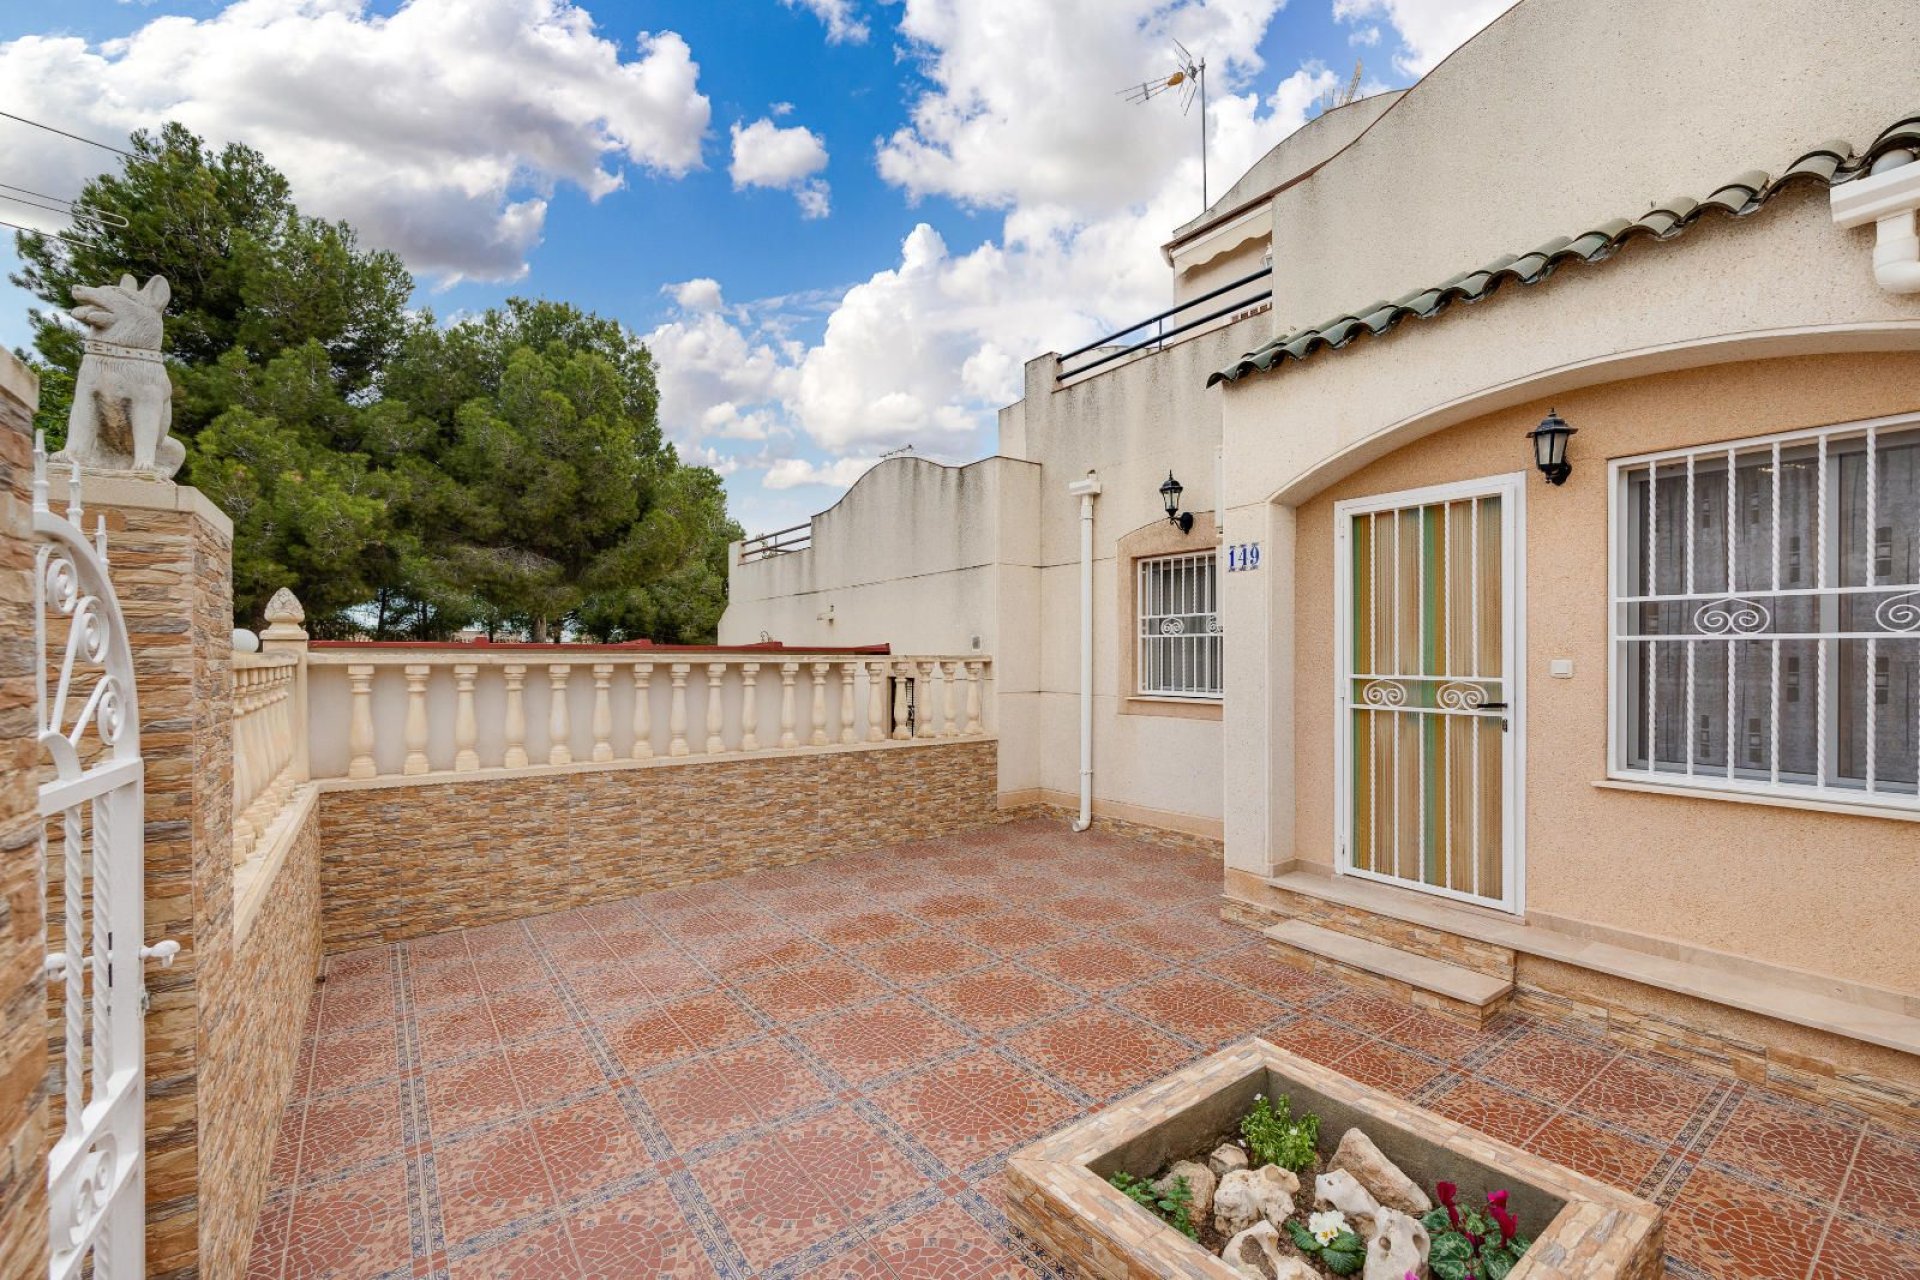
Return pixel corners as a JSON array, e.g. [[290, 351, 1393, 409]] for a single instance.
[[1548, 658, 1574, 679]]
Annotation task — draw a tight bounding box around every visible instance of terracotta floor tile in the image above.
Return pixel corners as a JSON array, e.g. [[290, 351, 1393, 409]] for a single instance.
[[485, 987, 576, 1044], [435, 1123, 554, 1248], [1379, 1009, 1504, 1062], [871, 1054, 1078, 1172], [568, 963, 673, 1021], [313, 978, 396, 1036], [606, 990, 757, 1073], [913, 891, 1004, 921], [1477, 1028, 1615, 1106], [567, 1186, 720, 1278], [699, 931, 829, 977], [820, 910, 922, 948], [1262, 1016, 1370, 1069], [425, 1050, 524, 1136], [919, 966, 1082, 1033], [269, 1102, 305, 1188], [1571, 1052, 1716, 1144], [737, 957, 886, 1020], [1207, 949, 1333, 1001], [1705, 1093, 1862, 1205], [947, 911, 1079, 953], [535, 1094, 653, 1204], [603, 1004, 702, 1075], [298, 1081, 405, 1184], [640, 1039, 832, 1151], [1007, 1008, 1192, 1101], [308, 1024, 400, 1095], [1334, 1039, 1446, 1099], [1116, 973, 1288, 1047], [506, 1029, 607, 1109], [1810, 1211, 1920, 1279], [1023, 938, 1165, 993], [778, 1107, 931, 1221], [1524, 1113, 1662, 1194], [797, 997, 972, 1084], [1324, 991, 1417, 1038], [861, 934, 994, 985], [1104, 916, 1231, 960], [863, 1201, 1040, 1279], [415, 999, 502, 1065], [323, 947, 393, 982], [447, 1218, 578, 1280], [281, 1160, 412, 1279], [1665, 1165, 1827, 1279], [1844, 1127, 1920, 1232], [1429, 1078, 1556, 1148], [689, 1128, 847, 1270], [247, 1194, 289, 1280], [410, 960, 485, 1009]]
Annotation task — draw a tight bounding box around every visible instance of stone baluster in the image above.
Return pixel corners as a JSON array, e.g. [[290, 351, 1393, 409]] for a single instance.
[[402, 664, 431, 774], [809, 662, 830, 746], [941, 661, 961, 736], [591, 662, 615, 762], [668, 663, 690, 756], [347, 662, 377, 779], [705, 662, 728, 754], [547, 664, 573, 765], [739, 663, 761, 751], [964, 660, 985, 734], [866, 659, 889, 742], [232, 667, 257, 857], [891, 661, 912, 740], [838, 662, 859, 744], [453, 663, 480, 771], [631, 661, 654, 759], [779, 662, 800, 748], [916, 662, 939, 739], [260, 586, 310, 782], [503, 663, 529, 768]]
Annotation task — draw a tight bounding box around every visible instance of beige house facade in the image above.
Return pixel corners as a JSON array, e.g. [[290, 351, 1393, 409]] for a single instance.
[[723, 0, 1920, 1116]]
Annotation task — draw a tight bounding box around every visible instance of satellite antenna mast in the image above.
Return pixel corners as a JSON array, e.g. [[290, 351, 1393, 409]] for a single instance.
[[1118, 40, 1208, 211]]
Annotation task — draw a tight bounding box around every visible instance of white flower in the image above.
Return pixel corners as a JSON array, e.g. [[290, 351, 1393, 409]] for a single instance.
[[1308, 1210, 1348, 1246]]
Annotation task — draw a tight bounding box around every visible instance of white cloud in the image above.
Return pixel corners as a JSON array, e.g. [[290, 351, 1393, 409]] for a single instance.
[[764, 456, 881, 489], [783, 0, 868, 45], [0, 0, 711, 283], [1349, 24, 1382, 46], [643, 306, 800, 447], [728, 116, 832, 217], [1332, 0, 1511, 75], [665, 277, 725, 312]]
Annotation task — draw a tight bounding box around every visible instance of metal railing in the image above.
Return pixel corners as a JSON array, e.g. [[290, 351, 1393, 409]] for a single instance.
[[1056, 264, 1272, 381], [740, 522, 812, 562]]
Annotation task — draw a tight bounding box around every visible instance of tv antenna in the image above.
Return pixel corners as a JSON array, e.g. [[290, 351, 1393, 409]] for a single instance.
[[1119, 39, 1208, 211], [1317, 59, 1365, 115]]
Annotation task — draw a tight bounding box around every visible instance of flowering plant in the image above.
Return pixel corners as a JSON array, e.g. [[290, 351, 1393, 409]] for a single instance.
[[1422, 1183, 1531, 1280], [1286, 1209, 1364, 1275]]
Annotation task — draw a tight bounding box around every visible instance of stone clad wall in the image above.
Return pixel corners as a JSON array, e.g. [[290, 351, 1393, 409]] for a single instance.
[[0, 355, 46, 1280], [317, 738, 1001, 951], [198, 799, 320, 1280]]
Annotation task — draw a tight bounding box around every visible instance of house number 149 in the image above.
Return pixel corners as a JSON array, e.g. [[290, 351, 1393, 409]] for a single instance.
[[1226, 541, 1261, 572]]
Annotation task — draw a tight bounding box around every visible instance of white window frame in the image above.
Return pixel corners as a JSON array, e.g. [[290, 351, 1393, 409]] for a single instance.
[[1136, 549, 1223, 699], [1607, 410, 1920, 813]]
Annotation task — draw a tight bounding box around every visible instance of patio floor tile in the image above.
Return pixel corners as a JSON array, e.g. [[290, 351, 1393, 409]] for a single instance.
[[254, 817, 1915, 1278]]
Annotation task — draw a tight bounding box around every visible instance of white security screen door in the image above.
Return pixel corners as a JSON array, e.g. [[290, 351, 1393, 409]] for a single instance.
[[1334, 474, 1524, 912]]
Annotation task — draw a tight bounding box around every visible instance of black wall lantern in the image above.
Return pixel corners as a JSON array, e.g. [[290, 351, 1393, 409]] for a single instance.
[[1527, 409, 1577, 486], [1159, 471, 1194, 533]]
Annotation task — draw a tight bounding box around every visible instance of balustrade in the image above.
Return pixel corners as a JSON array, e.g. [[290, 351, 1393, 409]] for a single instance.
[[295, 639, 991, 783], [231, 650, 300, 865]]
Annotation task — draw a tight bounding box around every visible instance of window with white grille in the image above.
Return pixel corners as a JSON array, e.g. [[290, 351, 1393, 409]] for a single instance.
[[1138, 551, 1222, 698], [1612, 415, 1920, 809]]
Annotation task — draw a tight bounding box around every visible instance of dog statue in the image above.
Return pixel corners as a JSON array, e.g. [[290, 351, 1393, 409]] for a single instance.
[[55, 273, 182, 479]]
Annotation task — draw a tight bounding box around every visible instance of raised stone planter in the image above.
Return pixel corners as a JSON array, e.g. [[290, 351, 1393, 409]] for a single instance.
[[1005, 1040, 1664, 1279]]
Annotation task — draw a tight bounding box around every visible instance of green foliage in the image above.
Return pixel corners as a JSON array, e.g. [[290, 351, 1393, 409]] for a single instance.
[[12, 123, 739, 638], [1240, 1094, 1319, 1172], [1108, 1171, 1197, 1240], [1423, 1205, 1531, 1280], [1285, 1218, 1364, 1275]]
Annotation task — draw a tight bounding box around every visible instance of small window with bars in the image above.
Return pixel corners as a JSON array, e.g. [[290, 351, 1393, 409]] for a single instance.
[[1137, 551, 1222, 698], [1613, 416, 1920, 809]]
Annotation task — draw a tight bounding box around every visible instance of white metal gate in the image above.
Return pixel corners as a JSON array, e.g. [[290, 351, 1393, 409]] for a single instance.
[[34, 441, 171, 1280], [1334, 474, 1526, 913]]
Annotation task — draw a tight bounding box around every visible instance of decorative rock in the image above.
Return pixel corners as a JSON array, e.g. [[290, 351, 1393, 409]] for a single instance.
[[1209, 1142, 1250, 1177], [1213, 1164, 1299, 1237], [1221, 1221, 1317, 1280], [1156, 1160, 1216, 1223], [1363, 1208, 1431, 1280], [1330, 1128, 1433, 1216], [1314, 1168, 1382, 1238]]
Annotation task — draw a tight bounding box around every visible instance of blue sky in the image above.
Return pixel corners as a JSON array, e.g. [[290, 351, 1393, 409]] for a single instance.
[[0, 0, 1504, 534]]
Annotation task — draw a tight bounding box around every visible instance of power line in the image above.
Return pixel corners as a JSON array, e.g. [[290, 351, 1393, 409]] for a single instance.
[[0, 109, 132, 158], [0, 215, 99, 249]]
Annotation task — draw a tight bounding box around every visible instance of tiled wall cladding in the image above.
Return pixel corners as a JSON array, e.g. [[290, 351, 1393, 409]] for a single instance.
[[316, 739, 1002, 953], [0, 375, 47, 1280]]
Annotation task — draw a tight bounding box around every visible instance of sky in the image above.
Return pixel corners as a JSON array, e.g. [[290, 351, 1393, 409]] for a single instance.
[[0, 0, 1509, 535]]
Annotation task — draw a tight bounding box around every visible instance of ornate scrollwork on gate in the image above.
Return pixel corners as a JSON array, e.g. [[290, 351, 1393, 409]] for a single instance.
[[1692, 596, 1772, 635], [1875, 591, 1920, 634], [1358, 680, 1408, 707], [1436, 681, 1490, 710], [1158, 616, 1186, 635]]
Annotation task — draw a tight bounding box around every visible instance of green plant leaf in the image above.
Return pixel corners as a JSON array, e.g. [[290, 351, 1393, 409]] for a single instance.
[[1483, 1249, 1516, 1280], [1422, 1207, 1453, 1234], [1429, 1258, 1471, 1280], [1431, 1233, 1475, 1264], [1321, 1231, 1366, 1276], [1286, 1220, 1319, 1252]]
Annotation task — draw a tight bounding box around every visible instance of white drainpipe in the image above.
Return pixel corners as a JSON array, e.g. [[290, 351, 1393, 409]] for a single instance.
[[1066, 471, 1102, 832], [1832, 149, 1920, 293]]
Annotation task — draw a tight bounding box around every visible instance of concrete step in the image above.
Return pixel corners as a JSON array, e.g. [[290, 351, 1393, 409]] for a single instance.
[[1265, 919, 1513, 1025]]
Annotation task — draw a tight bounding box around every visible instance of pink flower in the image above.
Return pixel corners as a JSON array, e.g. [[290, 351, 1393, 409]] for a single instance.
[[1489, 1204, 1519, 1244], [1486, 1189, 1509, 1209], [1436, 1181, 1460, 1228]]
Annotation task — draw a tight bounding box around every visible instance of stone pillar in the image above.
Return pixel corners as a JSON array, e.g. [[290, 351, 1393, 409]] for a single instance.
[[0, 353, 48, 1280], [54, 464, 242, 1276]]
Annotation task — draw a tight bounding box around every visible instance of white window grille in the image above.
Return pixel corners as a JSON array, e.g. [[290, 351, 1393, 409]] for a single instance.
[[1611, 414, 1920, 809], [1138, 550, 1222, 698]]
